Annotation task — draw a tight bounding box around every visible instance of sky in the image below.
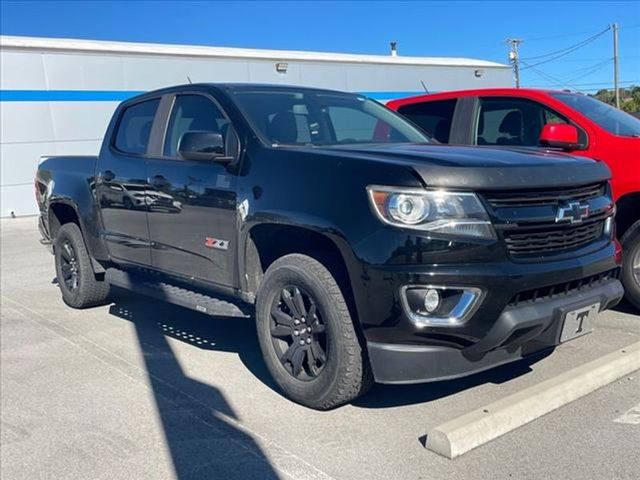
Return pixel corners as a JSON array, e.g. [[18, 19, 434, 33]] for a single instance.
[[1, 0, 639, 92]]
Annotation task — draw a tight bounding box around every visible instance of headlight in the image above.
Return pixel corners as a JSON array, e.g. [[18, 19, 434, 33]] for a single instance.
[[367, 186, 496, 239]]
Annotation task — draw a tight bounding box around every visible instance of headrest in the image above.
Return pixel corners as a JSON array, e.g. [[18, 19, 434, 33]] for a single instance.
[[498, 111, 523, 136]]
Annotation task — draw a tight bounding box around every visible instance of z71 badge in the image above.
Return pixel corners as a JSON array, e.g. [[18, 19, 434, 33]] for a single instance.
[[204, 237, 229, 250]]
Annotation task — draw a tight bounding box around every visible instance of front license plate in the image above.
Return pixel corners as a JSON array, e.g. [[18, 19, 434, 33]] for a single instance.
[[560, 303, 599, 343]]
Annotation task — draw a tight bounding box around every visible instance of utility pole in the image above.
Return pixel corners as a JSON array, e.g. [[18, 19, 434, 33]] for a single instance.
[[612, 23, 620, 108], [506, 38, 523, 88]]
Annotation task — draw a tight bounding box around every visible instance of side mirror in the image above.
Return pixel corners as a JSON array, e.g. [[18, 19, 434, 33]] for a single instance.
[[178, 131, 228, 162], [539, 124, 583, 151]]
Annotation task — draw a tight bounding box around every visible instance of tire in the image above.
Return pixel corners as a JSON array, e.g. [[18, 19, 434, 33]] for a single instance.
[[255, 254, 373, 410], [123, 197, 133, 210], [621, 219, 640, 310], [54, 223, 110, 309]]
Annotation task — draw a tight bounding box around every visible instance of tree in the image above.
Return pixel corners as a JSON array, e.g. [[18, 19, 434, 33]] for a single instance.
[[590, 86, 640, 114]]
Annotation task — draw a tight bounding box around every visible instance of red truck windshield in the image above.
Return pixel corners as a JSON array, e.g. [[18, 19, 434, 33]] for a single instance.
[[551, 92, 640, 138]]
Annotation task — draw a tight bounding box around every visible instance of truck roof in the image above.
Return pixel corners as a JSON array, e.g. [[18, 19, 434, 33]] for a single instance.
[[118, 82, 384, 105], [387, 88, 571, 107]]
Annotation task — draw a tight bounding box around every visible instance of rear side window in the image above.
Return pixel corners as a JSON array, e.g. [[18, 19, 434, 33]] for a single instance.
[[397, 99, 457, 143], [163, 94, 229, 157], [114, 99, 160, 155]]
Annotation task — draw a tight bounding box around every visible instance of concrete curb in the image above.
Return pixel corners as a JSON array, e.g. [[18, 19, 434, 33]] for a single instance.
[[426, 341, 640, 459]]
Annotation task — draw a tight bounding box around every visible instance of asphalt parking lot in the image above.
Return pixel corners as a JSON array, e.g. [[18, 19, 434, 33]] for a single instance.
[[1, 216, 639, 480]]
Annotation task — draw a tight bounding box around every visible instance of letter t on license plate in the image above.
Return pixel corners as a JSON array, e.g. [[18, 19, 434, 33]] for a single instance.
[[560, 303, 600, 343]]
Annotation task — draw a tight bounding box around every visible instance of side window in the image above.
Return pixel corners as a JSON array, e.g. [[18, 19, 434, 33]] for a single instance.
[[114, 99, 160, 155], [164, 94, 229, 157], [476, 97, 569, 147], [397, 99, 457, 143], [326, 106, 378, 141]]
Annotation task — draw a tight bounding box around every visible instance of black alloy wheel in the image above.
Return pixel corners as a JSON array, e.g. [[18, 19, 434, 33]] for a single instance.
[[270, 285, 328, 380], [59, 240, 80, 292], [54, 222, 110, 308], [255, 254, 373, 410]]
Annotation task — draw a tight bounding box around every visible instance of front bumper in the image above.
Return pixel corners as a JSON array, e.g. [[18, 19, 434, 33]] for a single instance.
[[367, 277, 623, 384]]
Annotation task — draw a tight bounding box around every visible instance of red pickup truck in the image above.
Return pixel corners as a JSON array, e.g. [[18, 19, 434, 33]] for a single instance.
[[388, 88, 640, 309]]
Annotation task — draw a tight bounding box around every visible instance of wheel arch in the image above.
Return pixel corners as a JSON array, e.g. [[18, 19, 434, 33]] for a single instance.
[[49, 200, 83, 239], [243, 222, 362, 326], [49, 200, 105, 275], [616, 192, 640, 239]]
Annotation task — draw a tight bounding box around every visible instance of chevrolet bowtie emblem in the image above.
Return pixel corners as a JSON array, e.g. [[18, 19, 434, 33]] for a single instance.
[[555, 201, 590, 224]]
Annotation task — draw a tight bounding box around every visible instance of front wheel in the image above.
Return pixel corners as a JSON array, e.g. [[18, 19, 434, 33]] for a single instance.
[[54, 223, 110, 308], [255, 254, 372, 410], [621, 220, 640, 310]]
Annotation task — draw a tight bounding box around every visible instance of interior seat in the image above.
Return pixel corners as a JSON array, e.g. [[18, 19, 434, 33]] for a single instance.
[[496, 111, 523, 145]]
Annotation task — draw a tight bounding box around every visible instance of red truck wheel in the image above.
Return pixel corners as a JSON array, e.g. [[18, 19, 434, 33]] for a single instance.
[[621, 219, 640, 310]]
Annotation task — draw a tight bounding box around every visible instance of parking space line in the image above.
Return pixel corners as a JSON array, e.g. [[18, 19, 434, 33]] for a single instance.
[[2, 295, 336, 480], [614, 402, 640, 425], [426, 342, 640, 459]]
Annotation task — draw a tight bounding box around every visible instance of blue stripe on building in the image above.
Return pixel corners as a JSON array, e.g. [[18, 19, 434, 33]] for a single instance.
[[0, 89, 423, 102], [0, 90, 145, 102]]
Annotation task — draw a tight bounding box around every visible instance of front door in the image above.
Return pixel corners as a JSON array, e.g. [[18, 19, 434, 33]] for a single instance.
[[96, 98, 160, 266], [145, 93, 239, 287]]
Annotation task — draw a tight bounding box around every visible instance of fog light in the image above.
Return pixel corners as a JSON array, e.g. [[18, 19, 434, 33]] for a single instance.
[[400, 285, 483, 327], [424, 289, 441, 313]]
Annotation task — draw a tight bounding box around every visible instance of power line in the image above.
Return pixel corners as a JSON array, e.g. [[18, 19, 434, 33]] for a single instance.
[[565, 58, 612, 83], [526, 79, 639, 88], [521, 26, 610, 60], [548, 55, 640, 63], [522, 27, 610, 42], [521, 27, 611, 69], [521, 62, 583, 92]]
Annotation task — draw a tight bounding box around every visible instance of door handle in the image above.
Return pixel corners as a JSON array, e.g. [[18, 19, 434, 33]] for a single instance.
[[150, 175, 168, 189], [101, 170, 115, 182]]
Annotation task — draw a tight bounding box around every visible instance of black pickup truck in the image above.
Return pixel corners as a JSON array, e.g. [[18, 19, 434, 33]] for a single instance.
[[36, 84, 624, 409]]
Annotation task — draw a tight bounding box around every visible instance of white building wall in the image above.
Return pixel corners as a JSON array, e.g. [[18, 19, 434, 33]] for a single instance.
[[0, 36, 512, 216]]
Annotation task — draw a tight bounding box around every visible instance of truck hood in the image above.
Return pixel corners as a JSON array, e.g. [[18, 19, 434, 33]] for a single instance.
[[312, 143, 611, 190]]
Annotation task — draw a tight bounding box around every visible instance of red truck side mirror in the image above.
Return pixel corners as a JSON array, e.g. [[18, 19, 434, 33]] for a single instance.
[[539, 124, 582, 151]]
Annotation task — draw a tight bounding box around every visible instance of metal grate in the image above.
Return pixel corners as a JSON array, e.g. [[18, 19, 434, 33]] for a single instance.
[[508, 268, 620, 308], [503, 218, 605, 257], [482, 182, 610, 259], [484, 182, 606, 208]]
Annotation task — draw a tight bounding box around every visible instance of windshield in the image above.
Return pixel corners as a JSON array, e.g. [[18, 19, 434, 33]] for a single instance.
[[230, 87, 430, 146], [551, 92, 640, 137]]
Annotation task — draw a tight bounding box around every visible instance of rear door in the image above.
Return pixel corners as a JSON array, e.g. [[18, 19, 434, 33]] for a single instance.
[[145, 92, 239, 287], [96, 98, 160, 265]]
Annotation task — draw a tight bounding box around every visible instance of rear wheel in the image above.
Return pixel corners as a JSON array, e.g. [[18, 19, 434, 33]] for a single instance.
[[255, 254, 372, 410], [621, 219, 640, 310], [54, 223, 110, 308]]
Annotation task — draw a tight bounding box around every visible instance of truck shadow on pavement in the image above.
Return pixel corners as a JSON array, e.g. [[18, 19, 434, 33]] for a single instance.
[[106, 287, 552, 413], [107, 288, 282, 480]]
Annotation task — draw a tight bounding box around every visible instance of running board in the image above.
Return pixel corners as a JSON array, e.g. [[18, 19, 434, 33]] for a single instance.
[[106, 268, 251, 318]]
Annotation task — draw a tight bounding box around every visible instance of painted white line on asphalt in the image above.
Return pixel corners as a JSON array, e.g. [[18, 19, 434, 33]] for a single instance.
[[426, 342, 640, 459], [3, 295, 336, 480], [614, 402, 640, 425]]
